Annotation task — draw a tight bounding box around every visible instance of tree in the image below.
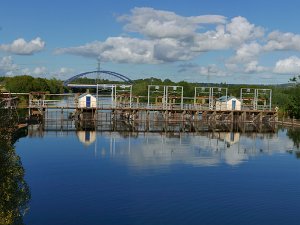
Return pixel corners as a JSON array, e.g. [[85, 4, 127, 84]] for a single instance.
[[0, 93, 31, 224], [284, 75, 300, 118]]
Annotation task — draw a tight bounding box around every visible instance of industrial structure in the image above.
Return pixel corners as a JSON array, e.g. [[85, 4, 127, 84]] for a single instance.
[[5, 70, 277, 132]]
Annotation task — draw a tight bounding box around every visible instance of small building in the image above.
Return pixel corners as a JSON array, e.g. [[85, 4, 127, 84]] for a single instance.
[[215, 96, 241, 110], [77, 93, 97, 108]]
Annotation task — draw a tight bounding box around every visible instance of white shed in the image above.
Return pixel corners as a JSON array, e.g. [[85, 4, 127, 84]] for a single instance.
[[215, 96, 241, 110], [77, 93, 97, 108]]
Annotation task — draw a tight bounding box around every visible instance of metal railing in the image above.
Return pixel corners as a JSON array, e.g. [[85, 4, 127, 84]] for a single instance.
[[27, 98, 277, 111]]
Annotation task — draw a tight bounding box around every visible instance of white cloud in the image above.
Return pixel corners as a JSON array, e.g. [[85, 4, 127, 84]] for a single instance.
[[54, 7, 300, 80], [225, 60, 269, 74], [200, 65, 228, 77], [226, 16, 264, 43], [21, 68, 31, 75], [228, 42, 262, 64], [56, 12, 264, 65], [55, 37, 157, 64], [153, 38, 198, 62], [0, 37, 45, 55], [20, 67, 47, 76], [244, 60, 268, 73], [32, 66, 47, 76], [118, 7, 226, 39], [274, 56, 300, 74], [0, 56, 18, 75], [58, 67, 74, 75], [264, 31, 300, 51], [53, 67, 74, 79], [192, 17, 264, 53]]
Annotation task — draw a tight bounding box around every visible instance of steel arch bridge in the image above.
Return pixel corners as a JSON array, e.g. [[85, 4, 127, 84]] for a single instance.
[[63, 70, 134, 87]]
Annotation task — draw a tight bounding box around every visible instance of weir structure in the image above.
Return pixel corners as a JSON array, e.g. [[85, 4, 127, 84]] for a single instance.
[[8, 70, 277, 132]]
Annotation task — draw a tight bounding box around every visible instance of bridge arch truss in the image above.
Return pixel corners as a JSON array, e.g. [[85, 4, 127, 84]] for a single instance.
[[63, 70, 134, 87]]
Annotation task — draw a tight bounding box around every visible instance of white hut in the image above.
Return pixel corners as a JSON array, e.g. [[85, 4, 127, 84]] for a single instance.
[[77, 93, 97, 108], [215, 96, 241, 110]]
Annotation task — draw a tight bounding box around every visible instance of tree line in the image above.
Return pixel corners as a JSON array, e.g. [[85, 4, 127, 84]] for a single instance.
[[0, 75, 300, 119]]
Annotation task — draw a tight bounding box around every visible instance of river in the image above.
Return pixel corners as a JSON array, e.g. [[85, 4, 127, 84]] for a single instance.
[[6, 127, 300, 224]]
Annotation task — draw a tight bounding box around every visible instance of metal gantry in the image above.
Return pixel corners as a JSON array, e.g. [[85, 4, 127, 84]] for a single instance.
[[147, 85, 166, 109], [165, 85, 184, 109], [194, 87, 228, 110], [240, 88, 256, 110], [147, 85, 184, 110], [255, 89, 272, 110], [96, 84, 133, 109], [240, 88, 272, 110]]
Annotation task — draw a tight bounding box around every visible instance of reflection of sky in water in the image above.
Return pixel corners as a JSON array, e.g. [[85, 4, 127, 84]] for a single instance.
[[16, 128, 300, 225], [72, 129, 296, 169]]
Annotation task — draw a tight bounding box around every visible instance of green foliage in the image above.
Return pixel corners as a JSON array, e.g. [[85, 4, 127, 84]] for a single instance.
[[285, 85, 300, 118], [3, 75, 65, 93], [0, 93, 30, 224]]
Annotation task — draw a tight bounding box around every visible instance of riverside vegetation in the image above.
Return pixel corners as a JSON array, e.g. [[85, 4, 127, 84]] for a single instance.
[[0, 92, 30, 225]]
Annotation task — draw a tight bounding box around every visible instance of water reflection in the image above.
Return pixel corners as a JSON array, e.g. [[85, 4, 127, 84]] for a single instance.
[[286, 127, 300, 158], [103, 131, 287, 168], [286, 127, 300, 149], [28, 123, 298, 169], [0, 99, 30, 224], [77, 130, 97, 146]]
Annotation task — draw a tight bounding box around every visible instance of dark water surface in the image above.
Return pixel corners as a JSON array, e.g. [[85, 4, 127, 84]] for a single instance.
[[15, 128, 300, 225]]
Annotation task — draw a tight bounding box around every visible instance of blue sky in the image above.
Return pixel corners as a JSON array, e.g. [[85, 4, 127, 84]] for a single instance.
[[1, 0, 300, 84]]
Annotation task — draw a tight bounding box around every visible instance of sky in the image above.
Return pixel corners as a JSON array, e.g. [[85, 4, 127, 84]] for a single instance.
[[1, 0, 300, 84]]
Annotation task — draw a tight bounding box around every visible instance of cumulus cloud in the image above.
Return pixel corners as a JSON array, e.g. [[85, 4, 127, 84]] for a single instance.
[[274, 56, 300, 74], [192, 17, 264, 52], [153, 38, 199, 62], [264, 31, 300, 51], [54, 7, 300, 80], [226, 17, 264, 43], [32, 66, 47, 76], [118, 7, 226, 39], [55, 37, 157, 64], [229, 42, 262, 63], [0, 56, 18, 75], [56, 9, 264, 65], [0, 37, 45, 55], [244, 61, 268, 73]]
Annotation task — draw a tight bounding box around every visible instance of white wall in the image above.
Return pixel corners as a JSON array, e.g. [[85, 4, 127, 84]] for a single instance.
[[78, 94, 97, 108], [215, 98, 241, 110]]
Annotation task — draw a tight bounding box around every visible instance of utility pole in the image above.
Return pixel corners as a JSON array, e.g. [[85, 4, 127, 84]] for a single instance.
[[96, 58, 101, 84], [207, 66, 211, 83]]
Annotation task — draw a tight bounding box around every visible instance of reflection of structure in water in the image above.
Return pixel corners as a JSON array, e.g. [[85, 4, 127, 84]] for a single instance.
[[77, 130, 96, 146], [94, 130, 289, 168], [212, 132, 240, 147], [75, 117, 96, 130]]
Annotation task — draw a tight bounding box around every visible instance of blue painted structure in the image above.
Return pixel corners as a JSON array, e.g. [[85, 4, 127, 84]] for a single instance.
[[63, 70, 134, 87]]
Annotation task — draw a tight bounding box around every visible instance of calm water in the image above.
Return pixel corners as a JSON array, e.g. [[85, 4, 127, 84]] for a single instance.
[[13, 128, 300, 225]]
